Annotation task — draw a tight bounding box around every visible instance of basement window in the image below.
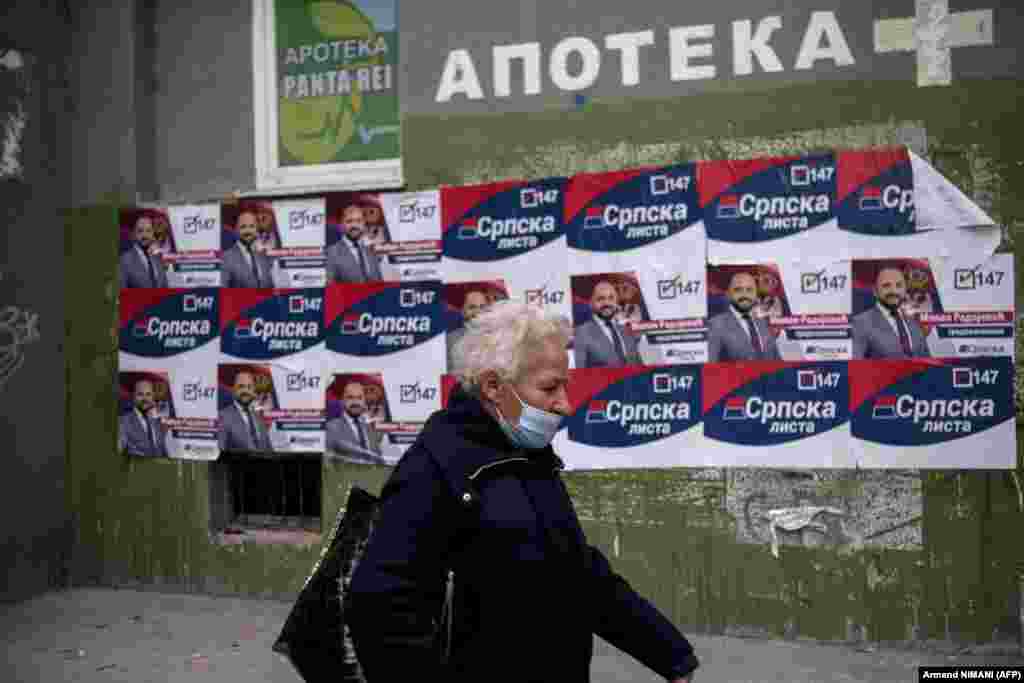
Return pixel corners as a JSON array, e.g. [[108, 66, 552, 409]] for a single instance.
[[210, 452, 321, 546]]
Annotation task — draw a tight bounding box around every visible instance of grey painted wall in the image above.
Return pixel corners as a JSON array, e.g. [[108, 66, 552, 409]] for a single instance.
[[68, 1, 136, 207], [75, 0, 1022, 205], [0, 0, 71, 602], [151, 0, 254, 203]]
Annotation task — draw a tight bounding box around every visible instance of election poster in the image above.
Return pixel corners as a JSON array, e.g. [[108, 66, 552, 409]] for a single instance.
[[325, 190, 442, 283], [325, 281, 445, 462], [118, 289, 221, 460], [325, 372, 388, 463], [118, 208, 171, 289], [443, 280, 509, 373], [109, 143, 1016, 471], [851, 255, 1015, 360], [702, 153, 839, 265], [707, 262, 852, 362], [221, 200, 326, 289], [564, 165, 707, 364], [921, 253, 1015, 359], [570, 272, 707, 368], [269, 198, 328, 287], [118, 371, 178, 459], [254, 0, 401, 191], [837, 148, 1001, 261], [701, 361, 854, 468], [220, 288, 327, 453], [442, 177, 571, 322], [326, 371, 439, 465], [161, 204, 222, 287], [849, 358, 1015, 469], [555, 365, 704, 470]]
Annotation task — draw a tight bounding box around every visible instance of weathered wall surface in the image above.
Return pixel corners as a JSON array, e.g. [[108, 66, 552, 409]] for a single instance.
[[0, 0, 71, 602], [61, 0, 1024, 650]]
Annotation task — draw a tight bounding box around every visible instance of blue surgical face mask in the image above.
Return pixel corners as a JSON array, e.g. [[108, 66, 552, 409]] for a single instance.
[[496, 385, 563, 450]]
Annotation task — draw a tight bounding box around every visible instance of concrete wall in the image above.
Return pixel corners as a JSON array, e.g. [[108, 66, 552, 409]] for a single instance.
[[0, 1, 71, 602], [62, 0, 1024, 649]]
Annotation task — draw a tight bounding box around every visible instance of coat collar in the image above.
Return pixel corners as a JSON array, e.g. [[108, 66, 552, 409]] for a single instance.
[[424, 386, 564, 497]]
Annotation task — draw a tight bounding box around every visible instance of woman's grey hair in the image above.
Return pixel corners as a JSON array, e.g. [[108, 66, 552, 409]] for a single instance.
[[452, 299, 571, 393]]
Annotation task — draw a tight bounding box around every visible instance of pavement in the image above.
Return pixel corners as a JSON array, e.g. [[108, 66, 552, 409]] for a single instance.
[[1, 588, 1021, 682]]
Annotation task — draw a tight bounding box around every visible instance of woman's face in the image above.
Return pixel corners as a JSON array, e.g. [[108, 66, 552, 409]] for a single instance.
[[493, 336, 570, 421]]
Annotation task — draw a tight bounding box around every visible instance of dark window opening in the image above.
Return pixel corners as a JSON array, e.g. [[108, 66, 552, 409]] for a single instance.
[[210, 454, 322, 545]]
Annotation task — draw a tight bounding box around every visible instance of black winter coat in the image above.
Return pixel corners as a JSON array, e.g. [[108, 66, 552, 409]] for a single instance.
[[346, 387, 699, 683]]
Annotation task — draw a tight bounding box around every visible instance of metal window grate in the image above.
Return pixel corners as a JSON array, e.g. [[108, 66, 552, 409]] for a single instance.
[[220, 454, 321, 532]]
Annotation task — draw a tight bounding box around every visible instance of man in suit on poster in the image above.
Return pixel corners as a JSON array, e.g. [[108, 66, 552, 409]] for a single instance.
[[119, 379, 169, 458], [218, 370, 273, 453], [708, 271, 782, 362], [446, 289, 489, 372], [573, 280, 642, 368], [221, 210, 273, 288], [325, 380, 386, 464], [326, 204, 384, 283], [852, 267, 931, 359], [120, 214, 169, 289]]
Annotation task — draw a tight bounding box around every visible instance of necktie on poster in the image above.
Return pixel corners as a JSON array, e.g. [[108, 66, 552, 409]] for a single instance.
[[604, 319, 627, 363], [742, 313, 764, 358]]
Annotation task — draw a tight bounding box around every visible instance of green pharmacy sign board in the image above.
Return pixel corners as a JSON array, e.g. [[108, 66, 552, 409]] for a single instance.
[[254, 0, 402, 193]]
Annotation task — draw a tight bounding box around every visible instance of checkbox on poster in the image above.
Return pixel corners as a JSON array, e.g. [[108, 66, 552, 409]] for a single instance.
[[952, 367, 974, 389], [954, 269, 976, 290]]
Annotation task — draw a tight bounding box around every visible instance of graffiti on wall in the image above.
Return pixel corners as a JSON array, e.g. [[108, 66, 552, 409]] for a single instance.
[[0, 48, 29, 180], [0, 303, 41, 392]]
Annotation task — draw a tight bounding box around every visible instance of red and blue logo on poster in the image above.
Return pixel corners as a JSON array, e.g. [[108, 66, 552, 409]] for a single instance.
[[442, 178, 566, 262], [326, 281, 443, 356], [565, 365, 701, 448], [565, 164, 700, 252], [850, 358, 1012, 446], [220, 288, 324, 360], [836, 148, 916, 236], [700, 154, 836, 243], [703, 361, 849, 445], [120, 289, 219, 358]]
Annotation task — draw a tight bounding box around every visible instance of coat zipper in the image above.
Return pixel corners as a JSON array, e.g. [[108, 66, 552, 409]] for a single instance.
[[467, 455, 564, 481], [440, 568, 455, 664], [467, 457, 529, 481]]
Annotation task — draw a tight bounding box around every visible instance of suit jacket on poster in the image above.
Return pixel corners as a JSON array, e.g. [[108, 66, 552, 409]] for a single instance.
[[707, 309, 781, 362], [218, 404, 273, 452], [119, 247, 168, 289], [325, 415, 386, 464], [572, 317, 642, 368], [119, 411, 169, 458], [851, 306, 930, 359], [326, 238, 383, 283], [221, 242, 273, 288]]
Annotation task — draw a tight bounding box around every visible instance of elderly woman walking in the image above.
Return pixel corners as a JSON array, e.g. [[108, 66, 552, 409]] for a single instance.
[[346, 301, 700, 683]]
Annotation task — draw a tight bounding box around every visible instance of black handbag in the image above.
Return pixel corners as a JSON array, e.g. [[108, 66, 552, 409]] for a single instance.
[[272, 486, 456, 683]]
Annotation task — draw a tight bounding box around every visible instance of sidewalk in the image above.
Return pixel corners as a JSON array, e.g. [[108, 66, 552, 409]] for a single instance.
[[1, 588, 1021, 683]]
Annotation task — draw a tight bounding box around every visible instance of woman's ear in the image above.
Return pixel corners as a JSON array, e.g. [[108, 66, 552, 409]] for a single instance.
[[479, 370, 501, 404]]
